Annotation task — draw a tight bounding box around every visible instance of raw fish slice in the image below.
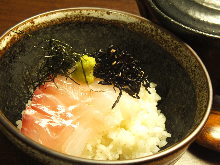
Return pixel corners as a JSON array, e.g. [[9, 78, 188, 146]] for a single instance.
[[22, 106, 74, 150], [21, 76, 119, 156], [35, 81, 79, 109]]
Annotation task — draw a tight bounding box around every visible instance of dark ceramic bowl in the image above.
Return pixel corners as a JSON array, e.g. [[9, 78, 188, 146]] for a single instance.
[[136, 0, 220, 38], [0, 8, 212, 165]]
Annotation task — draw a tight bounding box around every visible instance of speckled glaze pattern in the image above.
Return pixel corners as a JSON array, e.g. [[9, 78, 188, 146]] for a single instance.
[[126, 15, 211, 128], [0, 8, 212, 165]]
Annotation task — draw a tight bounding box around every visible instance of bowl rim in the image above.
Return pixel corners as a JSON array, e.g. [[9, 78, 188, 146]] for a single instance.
[[0, 7, 213, 164]]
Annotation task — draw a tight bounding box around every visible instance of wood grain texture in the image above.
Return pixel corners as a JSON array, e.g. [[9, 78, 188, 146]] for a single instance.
[[196, 110, 220, 152], [0, 0, 139, 35], [0, 0, 219, 165]]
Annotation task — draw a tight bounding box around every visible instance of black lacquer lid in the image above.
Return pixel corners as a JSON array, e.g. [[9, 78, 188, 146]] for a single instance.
[[144, 0, 220, 38]]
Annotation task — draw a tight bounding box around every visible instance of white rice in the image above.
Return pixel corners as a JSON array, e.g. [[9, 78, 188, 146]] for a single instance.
[[81, 83, 171, 160]]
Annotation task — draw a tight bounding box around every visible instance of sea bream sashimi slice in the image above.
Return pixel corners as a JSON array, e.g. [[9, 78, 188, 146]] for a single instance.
[[21, 75, 119, 156]]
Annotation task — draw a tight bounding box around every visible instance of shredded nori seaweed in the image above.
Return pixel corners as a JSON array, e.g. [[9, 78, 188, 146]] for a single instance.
[[37, 39, 81, 84], [11, 31, 82, 86], [33, 41, 150, 109], [8, 32, 150, 109], [92, 45, 150, 108]]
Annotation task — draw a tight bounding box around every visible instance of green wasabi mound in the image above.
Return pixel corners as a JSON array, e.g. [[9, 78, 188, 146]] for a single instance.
[[71, 55, 96, 84]]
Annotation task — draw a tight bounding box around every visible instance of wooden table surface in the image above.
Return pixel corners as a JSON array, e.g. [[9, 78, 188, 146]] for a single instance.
[[0, 0, 219, 165]]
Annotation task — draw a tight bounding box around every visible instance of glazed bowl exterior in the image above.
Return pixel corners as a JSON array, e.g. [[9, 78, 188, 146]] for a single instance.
[[0, 8, 212, 165]]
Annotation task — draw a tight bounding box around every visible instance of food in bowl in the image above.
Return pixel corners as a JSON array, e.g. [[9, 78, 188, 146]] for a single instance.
[[15, 41, 171, 160], [0, 9, 211, 165]]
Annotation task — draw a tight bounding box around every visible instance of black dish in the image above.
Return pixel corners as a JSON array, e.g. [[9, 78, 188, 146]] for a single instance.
[[0, 21, 196, 146]]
